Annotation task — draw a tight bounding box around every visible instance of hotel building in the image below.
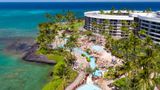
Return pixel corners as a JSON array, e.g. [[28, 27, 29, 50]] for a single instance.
[[84, 10, 160, 43], [130, 11, 160, 43]]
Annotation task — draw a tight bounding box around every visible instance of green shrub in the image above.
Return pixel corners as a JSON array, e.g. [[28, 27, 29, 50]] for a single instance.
[[43, 55, 78, 90], [86, 49, 90, 54], [85, 67, 93, 74], [113, 78, 128, 89], [81, 53, 86, 57], [155, 77, 160, 85], [104, 68, 116, 80], [86, 57, 90, 62]]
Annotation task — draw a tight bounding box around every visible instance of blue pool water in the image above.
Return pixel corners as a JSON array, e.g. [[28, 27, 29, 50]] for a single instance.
[[73, 48, 96, 69], [94, 70, 103, 77], [89, 56, 96, 69], [77, 84, 101, 90], [92, 45, 104, 52], [73, 48, 102, 77]]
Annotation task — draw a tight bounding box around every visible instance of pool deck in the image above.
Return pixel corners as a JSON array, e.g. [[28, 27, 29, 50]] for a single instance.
[[65, 71, 86, 90], [95, 78, 113, 90]]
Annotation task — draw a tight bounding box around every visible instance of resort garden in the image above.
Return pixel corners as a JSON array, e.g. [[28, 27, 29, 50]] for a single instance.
[[36, 10, 160, 90]]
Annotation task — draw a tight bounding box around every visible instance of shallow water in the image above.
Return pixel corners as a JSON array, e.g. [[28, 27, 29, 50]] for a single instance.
[[0, 9, 53, 90], [0, 51, 51, 90]]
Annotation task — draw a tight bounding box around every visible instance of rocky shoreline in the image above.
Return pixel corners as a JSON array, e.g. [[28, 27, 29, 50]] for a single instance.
[[22, 44, 56, 65], [3, 37, 56, 65]]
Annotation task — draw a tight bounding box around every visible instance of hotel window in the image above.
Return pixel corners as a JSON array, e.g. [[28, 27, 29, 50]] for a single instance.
[[149, 33, 160, 38], [151, 22, 160, 25], [152, 38, 160, 42], [142, 20, 149, 23], [142, 23, 149, 27], [151, 26, 157, 28]]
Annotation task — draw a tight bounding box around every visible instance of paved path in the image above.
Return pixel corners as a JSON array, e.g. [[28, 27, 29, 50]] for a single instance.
[[96, 78, 113, 90], [65, 71, 86, 90]]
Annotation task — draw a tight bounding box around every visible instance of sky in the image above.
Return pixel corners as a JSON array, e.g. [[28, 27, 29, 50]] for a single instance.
[[0, 0, 160, 2]]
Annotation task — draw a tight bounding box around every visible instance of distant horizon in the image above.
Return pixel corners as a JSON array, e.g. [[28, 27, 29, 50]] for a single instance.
[[0, 0, 160, 2], [0, 1, 160, 2]]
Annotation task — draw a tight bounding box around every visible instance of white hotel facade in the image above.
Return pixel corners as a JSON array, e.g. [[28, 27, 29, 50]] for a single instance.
[[84, 10, 160, 43]]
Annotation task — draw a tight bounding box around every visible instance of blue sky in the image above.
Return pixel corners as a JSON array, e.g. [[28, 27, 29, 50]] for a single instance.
[[0, 0, 160, 2]]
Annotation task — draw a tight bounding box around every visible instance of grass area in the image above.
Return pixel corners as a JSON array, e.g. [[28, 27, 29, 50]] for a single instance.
[[42, 53, 78, 90], [73, 21, 84, 28], [46, 54, 64, 63], [60, 21, 84, 30]]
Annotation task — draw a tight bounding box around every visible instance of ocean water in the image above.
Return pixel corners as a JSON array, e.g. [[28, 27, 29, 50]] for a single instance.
[[0, 52, 51, 90], [0, 2, 160, 90]]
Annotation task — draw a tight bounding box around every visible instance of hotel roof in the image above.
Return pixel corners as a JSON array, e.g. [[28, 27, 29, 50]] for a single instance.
[[84, 10, 134, 20], [85, 10, 160, 23], [131, 12, 160, 23]]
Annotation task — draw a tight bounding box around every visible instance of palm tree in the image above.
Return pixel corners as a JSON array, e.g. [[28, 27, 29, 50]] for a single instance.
[[114, 28, 160, 90], [118, 10, 121, 15], [91, 21, 98, 33], [65, 52, 76, 65], [55, 14, 64, 24], [65, 10, 75, 23], [131, 22, 138, 35], [65, 33, 79, 51], [100, 10, 105, 14], [138, 29, 147, 38], [110, 6, 115, 15], [45, 13, 53, 22], [121, 20, 131, 37], [103, 19, 110, 35]]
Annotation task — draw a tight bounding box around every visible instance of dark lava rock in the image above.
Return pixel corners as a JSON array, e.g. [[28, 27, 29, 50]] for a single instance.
[[4, 37, 35, 54], [4, 37, 56, 65], [22, 44, 56, 65]]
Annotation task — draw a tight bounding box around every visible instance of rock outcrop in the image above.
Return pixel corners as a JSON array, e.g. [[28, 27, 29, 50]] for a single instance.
[[4, 37, 56, 65]]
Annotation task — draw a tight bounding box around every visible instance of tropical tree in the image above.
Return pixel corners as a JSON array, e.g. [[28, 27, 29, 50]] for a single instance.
[[55, 14, 64, 22], [100, 10, 105, 14], [45, 13, 53, 22], [118, 10, 121, 15], [110, 6, 115, 15], [103, 19, 110, 35]]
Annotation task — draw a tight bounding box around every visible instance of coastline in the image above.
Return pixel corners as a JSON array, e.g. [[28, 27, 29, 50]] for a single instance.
[[3, 37, 56, 65], [0, 37, 53, 90]]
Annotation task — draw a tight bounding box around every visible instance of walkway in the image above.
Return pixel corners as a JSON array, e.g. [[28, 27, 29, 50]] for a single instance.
[[96, 78, 113, 90], [65, 71, 86, 90]]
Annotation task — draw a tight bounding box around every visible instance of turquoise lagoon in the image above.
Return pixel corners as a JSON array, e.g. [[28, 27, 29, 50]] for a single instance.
[[0, 52, 51, 90], [0, 9, 55, 90]]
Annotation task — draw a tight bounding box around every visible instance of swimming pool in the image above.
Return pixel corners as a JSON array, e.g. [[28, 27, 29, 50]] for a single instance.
[[91, 45, 104, 52], [94, 69, 102, 77], [76, 84, 101, 90], [89, 56, 96, 69], [73, 48, 102, 77], [73, 48, 96, 69]]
